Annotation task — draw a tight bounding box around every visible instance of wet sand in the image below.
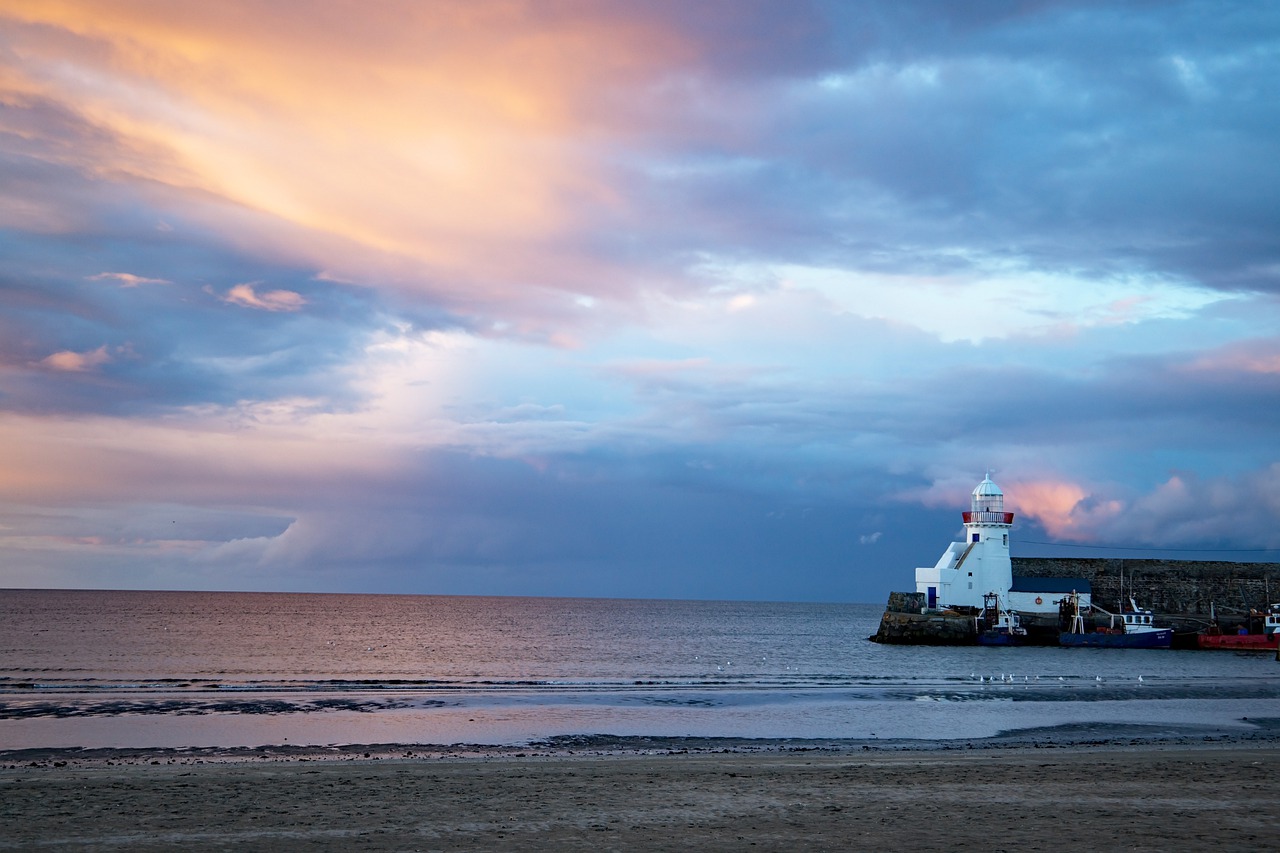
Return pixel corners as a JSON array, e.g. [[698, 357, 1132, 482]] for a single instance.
[[2, 741, 1277, 851]]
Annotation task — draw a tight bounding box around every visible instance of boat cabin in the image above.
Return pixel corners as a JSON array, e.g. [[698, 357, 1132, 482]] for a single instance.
[[1122, 610, 1155, 630]]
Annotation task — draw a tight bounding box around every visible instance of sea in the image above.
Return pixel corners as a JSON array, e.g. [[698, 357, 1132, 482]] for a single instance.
[[2, 589, 1279, 753]]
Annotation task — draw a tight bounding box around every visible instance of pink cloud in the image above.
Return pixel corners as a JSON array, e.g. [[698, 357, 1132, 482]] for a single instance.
[[89, 272, 171, 287], [1006, 478, 1124, 540], [905, 475, 1125, 542], [1006, 470, 1280, 550], [222, 283, 307, 312], [1185, 340, 1280, 375], [38, 345, 113, 372]]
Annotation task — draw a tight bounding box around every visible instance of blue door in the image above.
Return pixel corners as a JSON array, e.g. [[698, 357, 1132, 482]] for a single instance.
[[927, 586, 937, 609]]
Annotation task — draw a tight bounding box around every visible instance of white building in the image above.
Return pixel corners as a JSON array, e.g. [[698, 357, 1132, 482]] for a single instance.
[[914, 474, 1089, 615], [915, 474, 1013, 611], [1006, 576, 1091, 614]]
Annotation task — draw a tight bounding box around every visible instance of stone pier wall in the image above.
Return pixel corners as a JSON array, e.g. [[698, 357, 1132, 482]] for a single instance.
[[872, 611, 976, 645], [1011, 558, 1280, 615]]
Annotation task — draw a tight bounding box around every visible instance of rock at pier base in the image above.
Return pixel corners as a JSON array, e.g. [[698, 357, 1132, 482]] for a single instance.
[[871, 607, 977, 645]]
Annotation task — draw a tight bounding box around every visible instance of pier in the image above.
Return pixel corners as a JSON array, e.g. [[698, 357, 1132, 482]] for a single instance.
[[870, 475, 1280, 647]]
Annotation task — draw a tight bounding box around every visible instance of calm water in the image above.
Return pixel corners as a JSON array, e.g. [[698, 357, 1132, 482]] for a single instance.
[[2, 589, 1278, 750]]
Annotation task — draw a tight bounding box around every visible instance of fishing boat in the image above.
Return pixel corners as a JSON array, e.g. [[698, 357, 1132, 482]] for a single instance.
[[976, 594, 1029, 646], [1059, 593, 1172, 649], [1197, 603, 1280, 650], [979, 610, 1028, 645]]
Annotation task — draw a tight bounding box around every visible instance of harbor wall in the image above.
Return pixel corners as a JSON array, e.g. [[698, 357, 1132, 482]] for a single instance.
[[872, 558, 1280, 645], [1010, 558, 1280, 616]]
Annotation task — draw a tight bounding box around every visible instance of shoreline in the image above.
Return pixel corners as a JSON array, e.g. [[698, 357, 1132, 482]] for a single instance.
[[6, 720, 1280, 767], [2, 739, 1276, 851]]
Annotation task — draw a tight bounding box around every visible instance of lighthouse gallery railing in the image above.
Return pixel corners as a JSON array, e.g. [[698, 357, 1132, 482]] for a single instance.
[[963, 511, 1015, 524]]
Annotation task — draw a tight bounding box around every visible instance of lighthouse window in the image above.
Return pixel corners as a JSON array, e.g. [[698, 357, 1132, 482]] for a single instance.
[[972, 533, 980, 542], [1003, 534, 1008, 546]]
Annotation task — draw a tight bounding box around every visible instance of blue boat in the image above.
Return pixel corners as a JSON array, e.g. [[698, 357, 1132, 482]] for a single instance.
[[1059, 593, 1172, 649]]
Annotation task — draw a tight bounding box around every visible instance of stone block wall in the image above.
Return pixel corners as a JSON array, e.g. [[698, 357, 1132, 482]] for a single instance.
[[872, 611, 976, 645], [885, 591, 926, 613], [1011, 558, 1280, 615]]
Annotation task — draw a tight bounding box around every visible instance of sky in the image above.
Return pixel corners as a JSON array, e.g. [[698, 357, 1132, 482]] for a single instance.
[[1, 1, 1278, 602]]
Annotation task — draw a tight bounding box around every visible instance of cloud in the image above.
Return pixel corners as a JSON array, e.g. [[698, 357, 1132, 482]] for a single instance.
[[89, 272, 171, 287], [1, 2, 1279, 597], [0, 1, 702, 319], [3, 0, 1270, 326], [220, 282, 307, 312], [38, 345, 113, 372], [1009, 479, 1099, 539], [1017, 468, 1280, 551], [1186, 339, 1280, 375]]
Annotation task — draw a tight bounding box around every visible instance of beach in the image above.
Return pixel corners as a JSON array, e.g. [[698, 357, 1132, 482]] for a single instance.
[[5, 592, 1280, 849], [3, 741, 1277, 851]]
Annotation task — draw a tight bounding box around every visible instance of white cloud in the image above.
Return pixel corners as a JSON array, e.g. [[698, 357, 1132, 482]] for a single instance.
[[771, 263, 1234, 344]]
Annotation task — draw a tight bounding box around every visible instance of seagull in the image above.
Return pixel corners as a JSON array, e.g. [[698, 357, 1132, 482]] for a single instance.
[[1095, 675, 1103, 682], [1138, 675, 1145, 683]]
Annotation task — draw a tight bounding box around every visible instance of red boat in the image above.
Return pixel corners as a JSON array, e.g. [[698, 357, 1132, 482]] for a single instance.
[[1196, 603, 1280, 650], [1196, 630, 1278, 650]]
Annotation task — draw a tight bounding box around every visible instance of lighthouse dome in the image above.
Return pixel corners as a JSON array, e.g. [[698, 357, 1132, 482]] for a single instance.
[[972, 475, 1003, 498], [971, 474, 1004, 513]]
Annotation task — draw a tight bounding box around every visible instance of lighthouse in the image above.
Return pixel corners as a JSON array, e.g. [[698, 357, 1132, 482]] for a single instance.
[[914, 474, 1014, 611]]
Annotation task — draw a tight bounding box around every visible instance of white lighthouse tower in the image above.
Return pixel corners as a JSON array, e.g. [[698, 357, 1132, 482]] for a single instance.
[[914, 474, 1014, 611]]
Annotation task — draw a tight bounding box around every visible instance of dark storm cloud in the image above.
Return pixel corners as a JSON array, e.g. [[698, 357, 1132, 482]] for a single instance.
[[587, 1, 1280, 293]]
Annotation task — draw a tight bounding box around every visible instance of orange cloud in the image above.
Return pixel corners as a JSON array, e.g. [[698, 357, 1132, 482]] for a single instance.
[[0, 1, 693, 310]]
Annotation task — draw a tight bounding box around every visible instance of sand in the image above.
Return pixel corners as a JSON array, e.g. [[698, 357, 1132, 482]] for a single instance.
[[2, 742, 1277, 851]]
